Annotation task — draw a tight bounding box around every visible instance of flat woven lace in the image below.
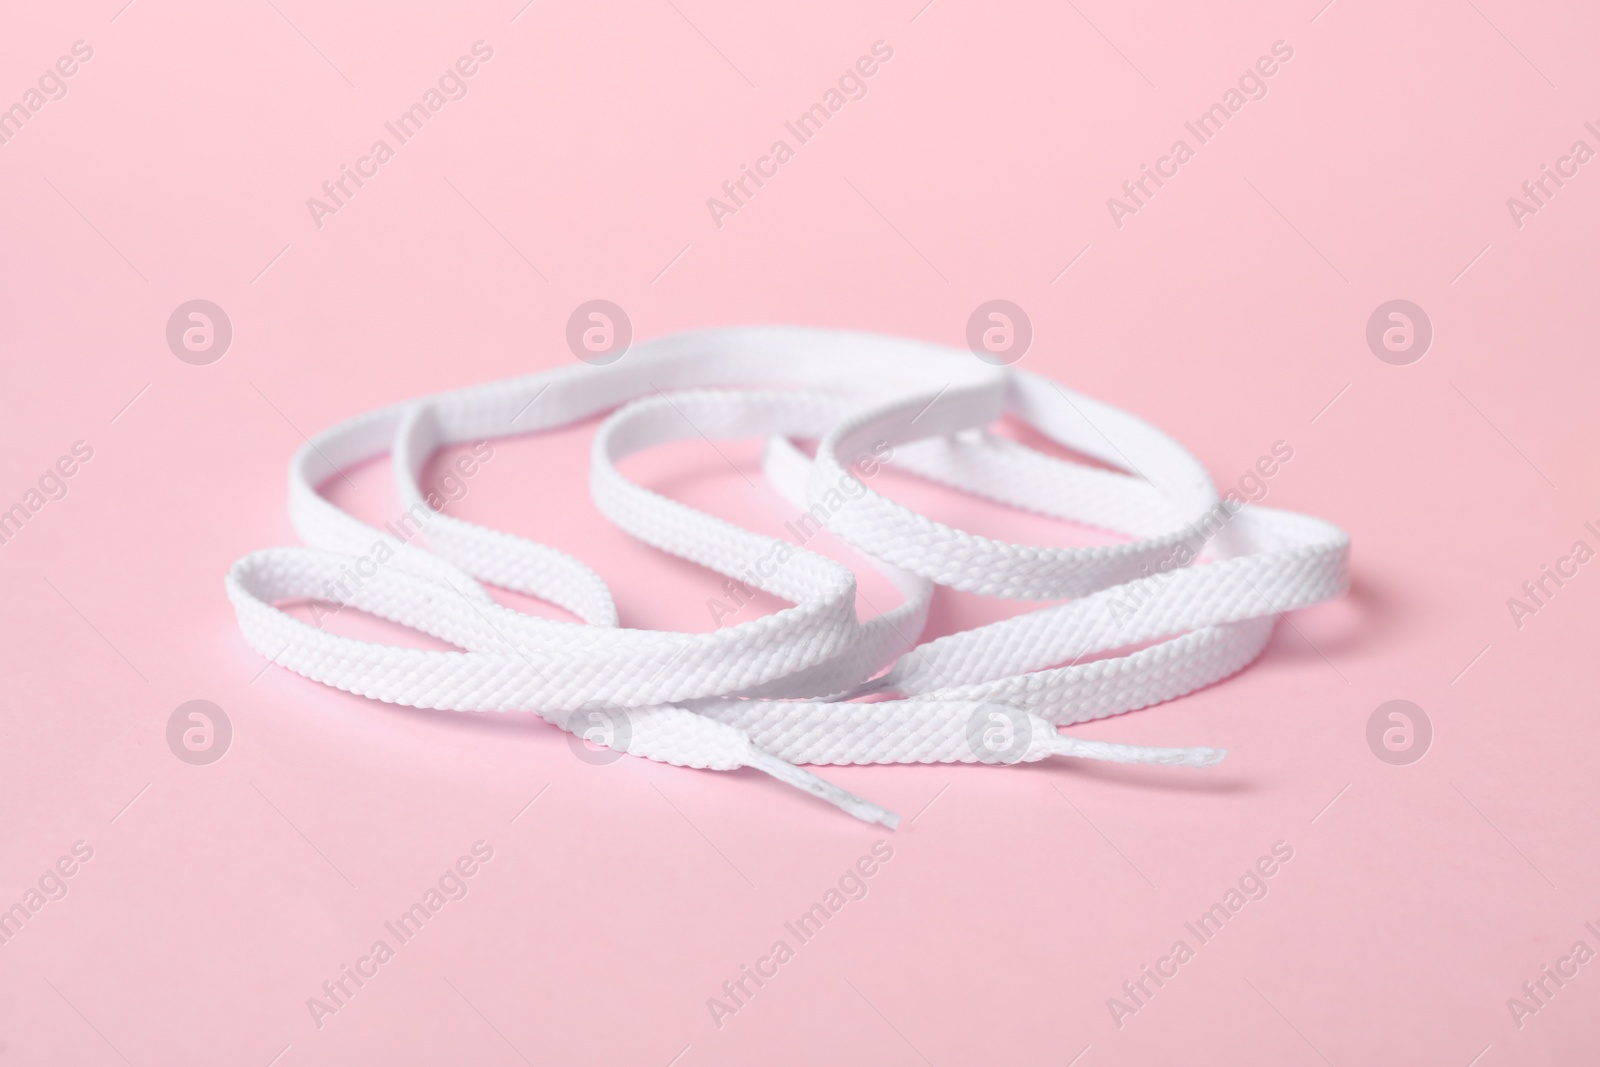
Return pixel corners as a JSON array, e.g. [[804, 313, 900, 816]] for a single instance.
[[226, 327, 1349, 827]]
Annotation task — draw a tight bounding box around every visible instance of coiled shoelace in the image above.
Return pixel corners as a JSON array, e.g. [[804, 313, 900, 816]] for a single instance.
[[227, 327, 1349, 827]]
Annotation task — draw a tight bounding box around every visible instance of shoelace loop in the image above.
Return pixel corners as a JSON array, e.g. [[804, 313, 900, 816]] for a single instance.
[[226, 326, 1350, 826]]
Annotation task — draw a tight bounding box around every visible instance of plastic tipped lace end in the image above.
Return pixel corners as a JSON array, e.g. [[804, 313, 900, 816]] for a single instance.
[[1049, 734, 1227, 769], [745, 749, 901, 829], [860, 805, 901, 831]]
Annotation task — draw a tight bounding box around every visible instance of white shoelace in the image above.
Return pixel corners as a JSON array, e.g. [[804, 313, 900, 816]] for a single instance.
[[226, 327, 1349, 828]]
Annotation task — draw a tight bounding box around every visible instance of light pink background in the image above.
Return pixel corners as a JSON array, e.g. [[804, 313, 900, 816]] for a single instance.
[[2, 0, 1597, 1063]]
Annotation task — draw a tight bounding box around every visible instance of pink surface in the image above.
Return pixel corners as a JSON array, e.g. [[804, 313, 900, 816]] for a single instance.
[[1, 0, 1596, 1063]]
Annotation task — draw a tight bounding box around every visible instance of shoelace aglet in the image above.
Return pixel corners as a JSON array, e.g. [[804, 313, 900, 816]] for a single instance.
[[746, 749, 901, 830], [1049, 734, 1227, 768]]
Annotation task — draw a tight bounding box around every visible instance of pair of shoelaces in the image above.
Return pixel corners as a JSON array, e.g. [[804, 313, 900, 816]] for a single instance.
[[227, 327, 1349, 827]]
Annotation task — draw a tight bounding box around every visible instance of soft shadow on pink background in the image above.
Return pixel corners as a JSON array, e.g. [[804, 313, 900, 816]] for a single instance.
[[1, 0, 1596, 1064]]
